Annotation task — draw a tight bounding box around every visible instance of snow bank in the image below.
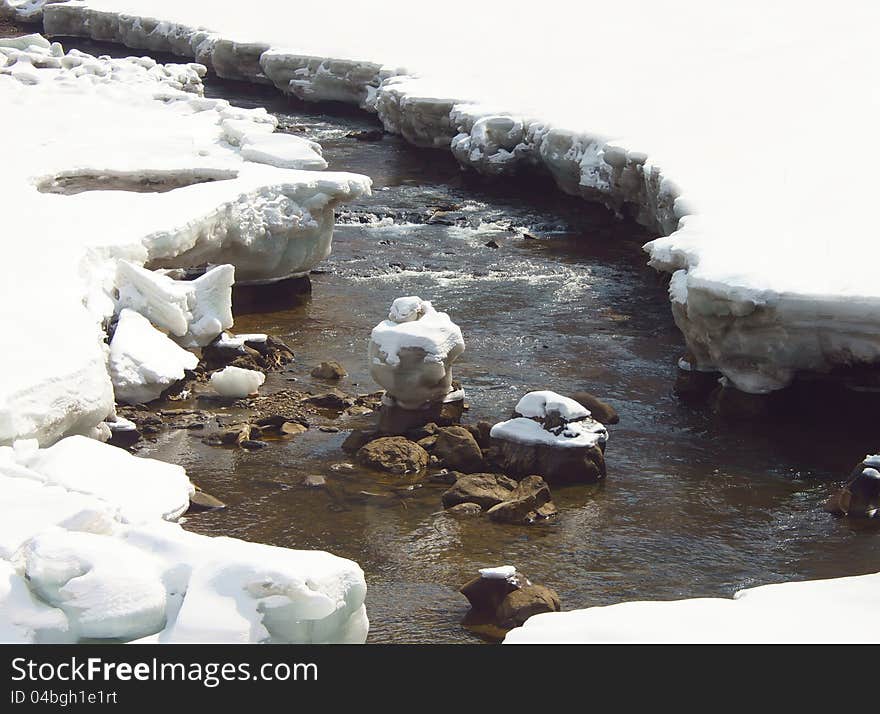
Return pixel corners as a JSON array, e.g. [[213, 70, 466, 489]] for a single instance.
[[0, 34, 369, 445], [27, 0, 880, 392], [0, 438, 368, 643], [504, 572, 880, 644], [209, 365, 265, 398]]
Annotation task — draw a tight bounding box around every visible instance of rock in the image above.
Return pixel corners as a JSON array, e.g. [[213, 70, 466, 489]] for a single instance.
[[342, 429, 377, 454], [240, 439, 267, 450], [188, 487, 226, 512], [460, 567, 561, 636], [825, 458, 880, 518], [492, 437, 606, 484], [417, 435, 438, 450], [709, 383, 773, 419], [319, 426, 339, 433], [220, 423, 254, 446], [484, 239, 500, 249], [302, 474, 326, 488], [281, 422, 308, 436], [486, 475, 557, 525], [433, 425, 484, 473], [356, 436, 429, 474], [347, 128, 384, 141], [441, 473, 517, 510], [307, 389, 354, 410], [377, 396, 464, 434], [444, 502, 483, 516], [427, 469, 459, 485], [467, 421, 494, 449], [570, 391, 619, 424], [496, 584, 561, 629], [311, 361, 347, 380]]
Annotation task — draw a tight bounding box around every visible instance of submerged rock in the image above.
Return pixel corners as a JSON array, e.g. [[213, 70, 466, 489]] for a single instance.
[[188, 487, 226, 512], [486, 476, 557, 525], [570, 391, 619, 425], [311, 360, 348, 380], [356, 436, 429, 474], [441, 474, 517, 510], [825, 456, 880, 518]]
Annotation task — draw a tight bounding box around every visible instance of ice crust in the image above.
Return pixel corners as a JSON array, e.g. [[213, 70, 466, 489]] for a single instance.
[[0, 33, 369, 446], [0, 437, 368, 643], [25, 0, 880, 393], [504, 572, 880, 644]]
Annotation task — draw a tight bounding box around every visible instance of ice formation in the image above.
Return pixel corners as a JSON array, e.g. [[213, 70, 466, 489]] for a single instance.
[[0, 437, 368, 643], [109, 309, 199, 404], [20, 0, 880, 394], [504, 572, 880, 644], [209, 365, 266, 398], [0, 32, 369, 445], [369, 297, 465, 409]]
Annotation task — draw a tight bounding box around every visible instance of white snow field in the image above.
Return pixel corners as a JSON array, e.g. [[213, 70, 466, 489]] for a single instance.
[[0, 33, 370, 643], [504, 572, 880, 644], [14, 0, 880, 394]]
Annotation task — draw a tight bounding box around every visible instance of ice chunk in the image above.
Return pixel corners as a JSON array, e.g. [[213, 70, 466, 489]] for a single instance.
[[18, 528, 168, 641], [479, 565, 517, 580], [209, 365, 265, 397], [239, 133, 328, 170], [15, 435, 194, 523], [370, 298, 464, 368], [515, 391, 590, 422], [109, 309, 199, 405]]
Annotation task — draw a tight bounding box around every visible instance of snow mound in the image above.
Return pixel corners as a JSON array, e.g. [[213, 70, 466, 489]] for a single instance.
[[109, 309, 199, 405], [504, 572, 880, 644], [490, 417, 607, 450], [370, 297, 464, 368], [515, 391, 590, 422], [210, 365, 265, 397]]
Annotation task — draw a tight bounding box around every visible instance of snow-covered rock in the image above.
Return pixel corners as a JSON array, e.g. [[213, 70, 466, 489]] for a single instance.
[[109, 309, 199, 405], [209, 365, 265, 397], [369, 297, 465, 409], [504, 572, 880, 644], [28, 0, 880, 393], [0, 35, 368, 445]]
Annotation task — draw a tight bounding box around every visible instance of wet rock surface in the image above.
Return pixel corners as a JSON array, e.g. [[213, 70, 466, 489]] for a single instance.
[[441, 474, 518, 510], [826, 458, 880, 519], [460, 568, 561, 638], [486, 476, 557, 525], [431, 425, 485, 473], [356, 436, 430, 475]]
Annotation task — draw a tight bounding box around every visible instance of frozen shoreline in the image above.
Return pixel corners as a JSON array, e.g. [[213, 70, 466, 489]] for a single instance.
[[9, 0, 880, 394]]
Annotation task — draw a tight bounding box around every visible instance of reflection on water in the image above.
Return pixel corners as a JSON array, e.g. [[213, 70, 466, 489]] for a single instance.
[[130, 75, 880, 644]]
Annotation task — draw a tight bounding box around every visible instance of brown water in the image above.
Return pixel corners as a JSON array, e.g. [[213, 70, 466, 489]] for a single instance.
[[55, 41, 880, 643]]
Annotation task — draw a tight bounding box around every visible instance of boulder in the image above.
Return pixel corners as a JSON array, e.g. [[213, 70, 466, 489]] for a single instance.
[[342, 429, 378, 454], [433, 425, 484, 473], [188, 487, 226, 512], [825, 457, 880, 518], [307, 389, 354, 410], [441, 474, 517, 510], [496, 583, 561, 629], [570, 391, 619, 425], [486, 476, 557, 525], [460, 566, 561, 636], [356, 437, 429, 475], [492, 436, 606, 484], [311, 361, 347, 380]]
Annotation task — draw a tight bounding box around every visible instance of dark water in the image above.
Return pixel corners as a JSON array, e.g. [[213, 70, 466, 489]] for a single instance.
[[83, 63, 880, 642]]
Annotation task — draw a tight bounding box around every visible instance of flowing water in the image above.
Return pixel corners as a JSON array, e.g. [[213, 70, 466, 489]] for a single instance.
[[56, 39, 880, 642]]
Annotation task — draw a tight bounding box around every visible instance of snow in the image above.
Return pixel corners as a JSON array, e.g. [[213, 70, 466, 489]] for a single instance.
[[0, 33, 369, 446], [214, 331, 267, 350], [515, 391, 590, 422], [12, 434, 194, 522], [115, 261, 234, 348], [504, 572, 880, 644], [370, 297, 464, 367], [0, 438, 368, 643], [109, 309, 198, 405], [490, 416, 607, 450], [209, 365, 265, 397], [239, 133, 327, 170], [479, 565, 516, 580], [26, 0, 880, 393]]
